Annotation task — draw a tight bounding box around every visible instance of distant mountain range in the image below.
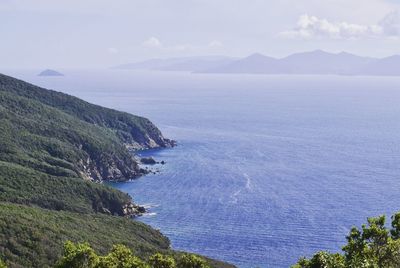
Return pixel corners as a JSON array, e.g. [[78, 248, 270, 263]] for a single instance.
[[114, 50, 400, 76]]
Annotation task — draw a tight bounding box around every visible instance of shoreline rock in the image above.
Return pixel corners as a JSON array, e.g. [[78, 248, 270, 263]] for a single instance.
[[140, 157, 157, 165], [122, 202, 147, 218], [111, 146, 175, 218]]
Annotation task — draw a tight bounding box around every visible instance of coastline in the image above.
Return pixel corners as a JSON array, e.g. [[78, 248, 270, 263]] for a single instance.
[[108, 146, 175, 218], [0, 72, 239, 268]]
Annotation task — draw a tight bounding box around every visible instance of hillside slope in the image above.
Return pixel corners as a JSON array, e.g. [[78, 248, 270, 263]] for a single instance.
[[0, 72, 174, 214], [0, 73, 174, 183], [0, 203, 170, 268]]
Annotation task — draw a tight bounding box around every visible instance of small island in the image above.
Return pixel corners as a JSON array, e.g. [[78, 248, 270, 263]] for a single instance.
[[38, 69, 64, 76]]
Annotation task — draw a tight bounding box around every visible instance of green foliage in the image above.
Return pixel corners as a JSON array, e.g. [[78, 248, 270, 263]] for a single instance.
[[56, 242, 150, 268], [0, 73, 171, 149], [293, 252, 345, 268], [97, 244, 149, 268], [0, 259, 6, 268], [56, 241, 98, 268], [149, 253, 176, 268], [0, 161, 131, 215], [0, 72, 173, 215], [0, 89, 140, 181], [55, 242, 211, 268], [0, 203, 169, 268], [177, 254, 210, 268], [0, 87, 140, 214], [293, 212, 400, 268]]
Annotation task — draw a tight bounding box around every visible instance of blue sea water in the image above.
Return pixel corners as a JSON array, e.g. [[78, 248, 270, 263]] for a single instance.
[[5, 69, 400, 267]]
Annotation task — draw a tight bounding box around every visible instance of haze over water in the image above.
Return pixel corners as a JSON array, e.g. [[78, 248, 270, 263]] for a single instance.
[[6, 70, 400, 267]]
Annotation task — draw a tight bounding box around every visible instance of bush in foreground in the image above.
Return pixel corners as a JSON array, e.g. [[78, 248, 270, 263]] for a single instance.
[[293, 212, 400, 268], [56, 241, 210, 268]]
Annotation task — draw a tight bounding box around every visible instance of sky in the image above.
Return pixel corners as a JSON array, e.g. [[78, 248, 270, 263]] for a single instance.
[[1, 0, 400, 68]]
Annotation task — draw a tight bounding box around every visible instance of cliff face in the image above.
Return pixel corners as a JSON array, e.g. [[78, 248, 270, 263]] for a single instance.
[[78, 154, 140, 182], [0, 73, 174, 183]]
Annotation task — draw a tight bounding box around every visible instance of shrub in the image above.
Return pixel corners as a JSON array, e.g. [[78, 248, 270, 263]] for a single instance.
[[55, 242, 211, 268], [293, 212, 400, 268], [149, 253, 176, 268], [178, 254, 210, 268]]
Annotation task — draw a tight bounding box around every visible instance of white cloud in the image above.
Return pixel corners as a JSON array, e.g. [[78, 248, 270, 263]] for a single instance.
[[280, 11, 400, 39], [142, 37, 163, 48]]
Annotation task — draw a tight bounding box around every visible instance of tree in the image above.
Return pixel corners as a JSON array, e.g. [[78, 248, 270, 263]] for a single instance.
[[97, 244, 149, 268], [293, 212, 400, 268], [177, 254, 210, 268], [148, 253, 176, 268], [55, 242, 209, 268], [0, 259, 6, 268], [55, 241, 99, 268], [293, 252, 345, 268]]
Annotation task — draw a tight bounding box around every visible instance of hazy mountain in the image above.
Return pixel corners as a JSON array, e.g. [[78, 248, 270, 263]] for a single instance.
[[200, 53, 283, 73], [362, 55, 400, 76], [38, 69, 64, 76], [279, 50, 375, 75], [201, 50, 378, 75], [113, 51, 400, 76], [114, 56, 236, 72]]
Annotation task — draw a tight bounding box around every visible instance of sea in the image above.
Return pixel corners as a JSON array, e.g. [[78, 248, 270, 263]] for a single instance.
[[4, 69, 400, 267]]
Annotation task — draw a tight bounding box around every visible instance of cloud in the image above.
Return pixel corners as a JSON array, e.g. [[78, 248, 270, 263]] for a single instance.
[[142, 37, 163, 48], [280, 11, 400, 39], [379, 11, 400, 36]]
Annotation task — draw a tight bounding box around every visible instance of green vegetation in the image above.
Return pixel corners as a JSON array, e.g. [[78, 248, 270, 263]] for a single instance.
[[0, 73, 173, 150], [177, 254, 210, 268], [0, 160, 132, 214], [293, 212, 400, 268], [0, 202, 232, 268], [0, 74, 232, 268], [55, 242, 210, 268], [0, 72, 175, 214], [148, 253, 176, 268], [0, 203, 169, 267]]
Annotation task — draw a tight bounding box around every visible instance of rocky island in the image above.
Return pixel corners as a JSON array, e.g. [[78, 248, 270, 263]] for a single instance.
[[38, 69, 64, 76]]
